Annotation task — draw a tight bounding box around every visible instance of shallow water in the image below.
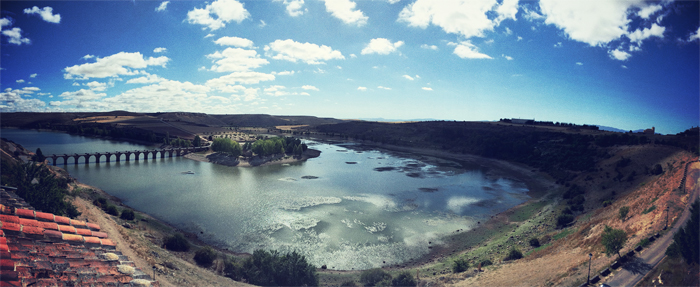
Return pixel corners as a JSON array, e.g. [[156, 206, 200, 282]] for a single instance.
[[1, 129, 529, 270]]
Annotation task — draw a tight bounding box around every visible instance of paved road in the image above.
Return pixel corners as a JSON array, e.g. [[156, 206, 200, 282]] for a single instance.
[[605, 162, 698, 287]]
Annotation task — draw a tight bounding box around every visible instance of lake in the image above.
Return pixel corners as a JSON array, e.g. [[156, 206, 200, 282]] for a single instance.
[[1, 128, 530, 270]]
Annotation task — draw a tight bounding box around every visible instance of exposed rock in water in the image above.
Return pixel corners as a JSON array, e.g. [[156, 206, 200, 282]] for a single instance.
[[419, 187, 438, 192], [374, 167, 396, 172], [345, 162, 357, 164], [301, 176, 319, 179]]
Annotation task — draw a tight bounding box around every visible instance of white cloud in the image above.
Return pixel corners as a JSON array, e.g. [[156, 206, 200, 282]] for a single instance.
[[0, 88, 47, 112], [398, 0, 517, 39], [186, 0, 250, 31], [422, 87, 433, 91], [517, 36, 523, 41], [302, 85, 319, 91], [377, 86, 391, 90], [259, 20, 267, 28], [420, 44, 438, 50], [30, 73, 37, 78], [273, 70, 296, 76], [539, 0, 668, 49], [207, 47, 269, 72], [126, 73, 166, 84], [263, 85, 311, 97], [23, 6, 61, 24], [402, 75, 414, 81], [2, 27, 31, 45], [82, 54, 95, 60], [350, 53, 357, 58], [554, 42, 562, 48], [16, 79, 25, 83], [0, 18, 11, 27], [279, 0, 307, 17], [608, 49, 631, 61], [59, 89, 107, 102], [357, 86, 367, 91], [85, 81, 108, 91], [451, 41, 492, 59], [156, 1, 170, 12], [627, 23, 665, 45], [64, 52, 170, 79], [206, 72, 275, 88], [689, 27, 700, 42], [576, 62, 583, 65], [322, 0, 368, 26], [502, 54, 513, 60], [621, 65, 628, 69], [637, 4, 662, 20], [205, 33, 215, 38], [361, 38, 404, 55], [153, 47, 167, 53], [387, 0, 401, 4], [214, 36, 254, 48], [265, 39, 344, 64]]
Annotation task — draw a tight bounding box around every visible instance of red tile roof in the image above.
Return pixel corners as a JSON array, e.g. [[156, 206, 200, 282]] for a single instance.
[[0, 188, 157, 286], [13, 209, 34, 219], [34, 212, 54, 222]]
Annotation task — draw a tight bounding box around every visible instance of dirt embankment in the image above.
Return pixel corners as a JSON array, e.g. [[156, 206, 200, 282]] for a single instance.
[[185, 149, 321, 167]]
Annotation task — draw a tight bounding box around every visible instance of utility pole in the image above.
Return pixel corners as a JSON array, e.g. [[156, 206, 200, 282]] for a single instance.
[[587, 253, 592, 285]]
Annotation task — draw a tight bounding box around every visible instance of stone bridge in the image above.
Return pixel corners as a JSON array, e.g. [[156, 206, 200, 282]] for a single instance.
[[48, 146, 208, 165]]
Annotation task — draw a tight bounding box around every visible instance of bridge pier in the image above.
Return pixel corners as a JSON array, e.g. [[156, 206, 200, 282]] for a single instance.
[[115, 152, 121, 163], [95, 153, 101, 164], [105, 153, 111, 163], [85, 154, 90, 165], [51, 155, 58, 166], [74, 154, 79, 165]]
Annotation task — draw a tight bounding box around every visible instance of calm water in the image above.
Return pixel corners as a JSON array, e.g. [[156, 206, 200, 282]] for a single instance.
[[1, 128, 529, 270]]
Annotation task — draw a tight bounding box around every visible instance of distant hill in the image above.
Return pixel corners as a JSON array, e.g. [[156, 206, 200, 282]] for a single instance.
[[356, 117, 441, 123], [211, 114, 345, 127]]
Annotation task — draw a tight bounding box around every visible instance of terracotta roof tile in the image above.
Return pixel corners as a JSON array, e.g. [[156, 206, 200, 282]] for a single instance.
[[0, 204, 7, 214], [57, 225, 76, 234], [91, 231, 108, 238], [0, 258, 15, 270], [18, 218, 40, 227], [61, 233, 83, 243], [0, 237, 5, 245], [86, 222, 100, 231], [34, 212, 54, 222], [0, 214, 20, 224], [38, 222, 58, 231], [21, 226, 44, 236], [99, 239, 116, 248], [70, 219, 87, 229], [1, 222, 21, 233], [0, 245, 7, 252], [83, 236, 101, 245], [43, 230, 62, 240], [14, 209, 34, 219], [0, 280, 21, 286], [76, 228, 92, 236], [53, 216, 70, 225]]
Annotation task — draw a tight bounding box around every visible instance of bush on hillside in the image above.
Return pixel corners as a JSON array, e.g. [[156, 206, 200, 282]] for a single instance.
[[237, 250, 318, 286], [504, 248, 523, 261], [452, 258, 469, 273], [164, 233, 190, 252], [194, 246, 217, 267], [557, 214, 574, 227], [120, 209, 135, 220], [105, 205, 119, 216], [479, 259, 493, 267], [619, 206, 630, 221], [529, 237, 540, 248], [391, 271, 417, 287], [360, 268, 392, 287]]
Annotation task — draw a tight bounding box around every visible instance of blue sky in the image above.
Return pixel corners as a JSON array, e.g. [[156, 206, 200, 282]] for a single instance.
[[1, 0, 698, 134]]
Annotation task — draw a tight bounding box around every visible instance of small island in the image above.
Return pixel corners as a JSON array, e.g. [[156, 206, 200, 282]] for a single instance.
[[186, 136, 320, 167]]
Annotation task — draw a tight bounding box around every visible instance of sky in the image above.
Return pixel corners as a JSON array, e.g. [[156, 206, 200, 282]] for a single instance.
[[0, 0, 698, 134]]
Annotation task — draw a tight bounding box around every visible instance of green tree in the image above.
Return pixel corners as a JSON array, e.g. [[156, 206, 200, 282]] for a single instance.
[[666, 199, 699, 265], [120, 209, 135, 220], [238, 250, 317, 286], [391, 271, 416, 287], [557, 213, 574, 227], [32, 148, 46, 162], [504, 248, 523, 261], [529, 237, 540, 247], [452, 258, 469, 273], [194, 246, 217, 267], [193, 135, 202, 147], [619, 206, 630, 221], [164, 233, 190, 252], [602, 225, 628, 259], [211, 138, 242, 157], [360, 268, 392, 287]]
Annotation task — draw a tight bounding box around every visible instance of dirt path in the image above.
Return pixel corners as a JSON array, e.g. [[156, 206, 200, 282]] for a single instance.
[[605, 161, 699, 287]]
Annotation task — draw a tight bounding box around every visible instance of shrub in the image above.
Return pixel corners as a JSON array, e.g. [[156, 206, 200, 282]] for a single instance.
[[120, 209, 135, 220], [238, 250, 318, 286], [391, 272, 416, 287], [94, 197, 107, 208], [194, 246, 217, 267], [557, 214, 574, 227], [602, 225, 628, 259], [360, 268, 392, 287], [340, 280, 358, 287], [452, 258, 469, 273], [164, 233, 190, 252], [637, 238, 651, 249], [619, 206, 630, 221], [479, 259, 493, 267], [643, 205, 657, 215], [529, 237, 540, 248], [105, 205, 119, 216], [504, 248, 523, 261]]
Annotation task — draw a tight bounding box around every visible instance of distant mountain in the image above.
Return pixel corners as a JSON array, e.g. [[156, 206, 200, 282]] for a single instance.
[[357, 118, 440, 122], [596, 125, 647, 133]]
